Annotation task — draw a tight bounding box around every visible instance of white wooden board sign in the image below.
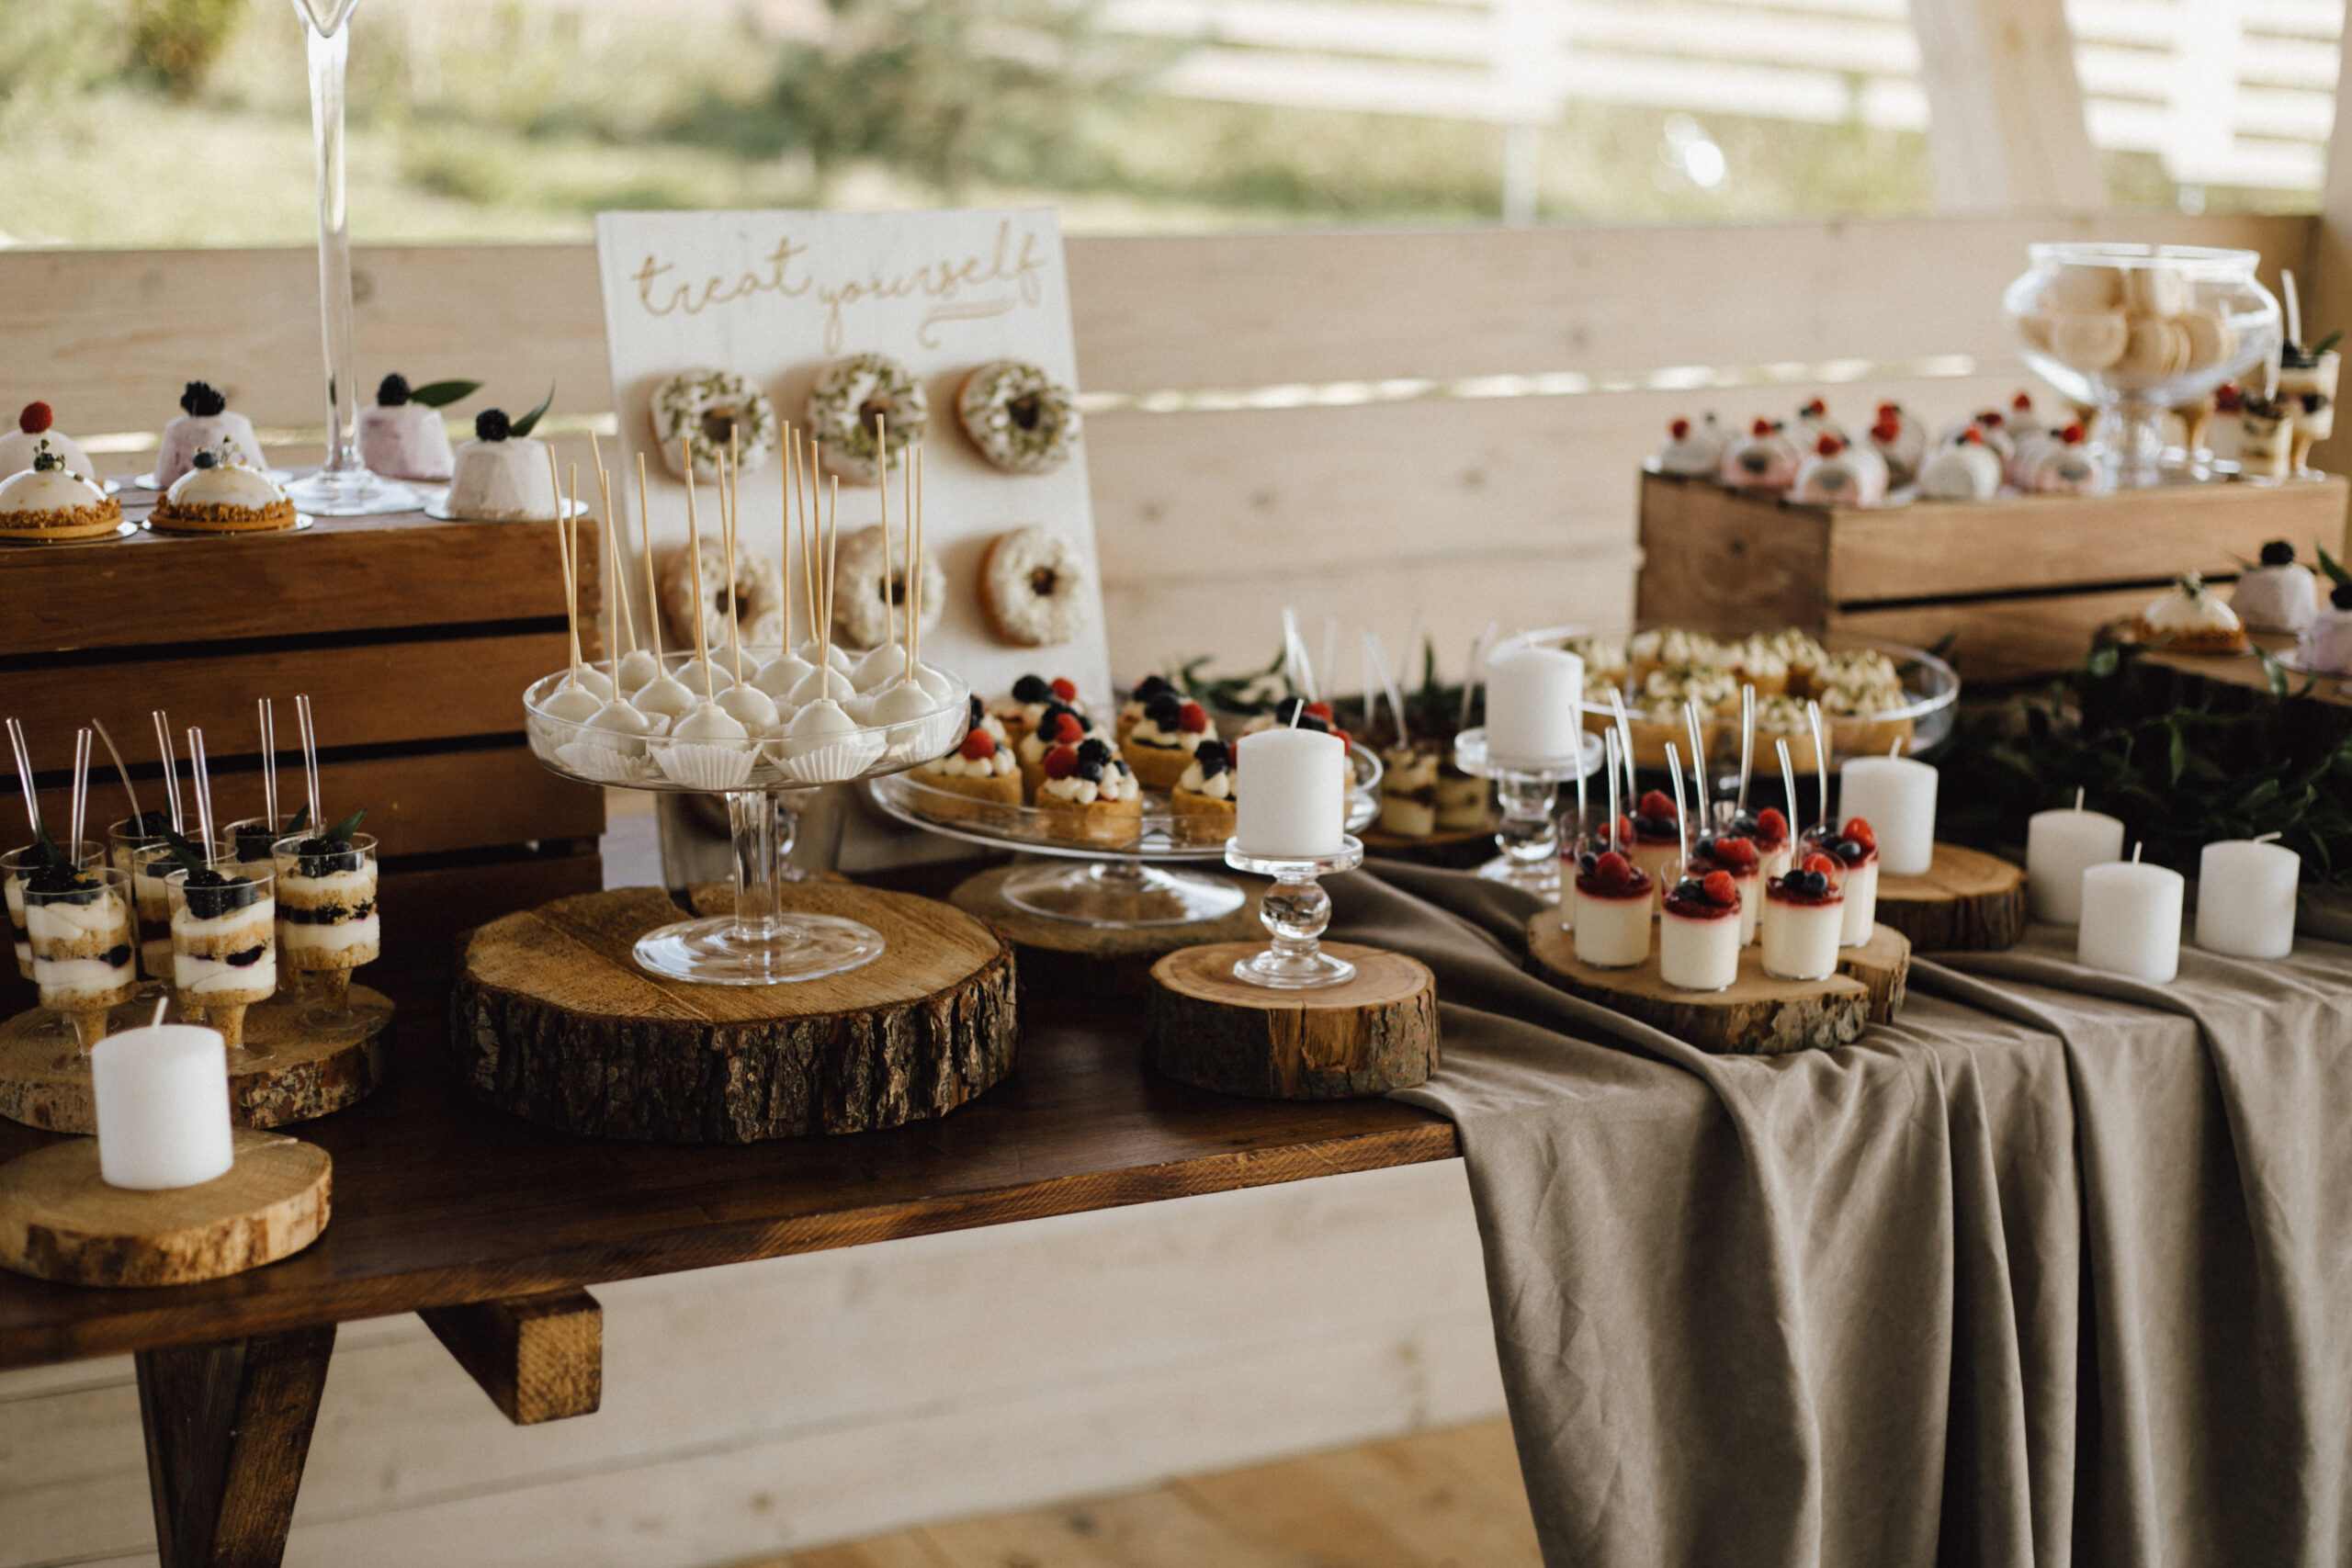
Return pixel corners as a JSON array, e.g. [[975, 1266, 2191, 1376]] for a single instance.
[[593, 208, 1113, 709]]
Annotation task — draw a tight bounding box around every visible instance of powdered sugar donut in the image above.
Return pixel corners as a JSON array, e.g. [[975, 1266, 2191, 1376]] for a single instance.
[[661, 534, 785, 654], [651, 369, 776, 483], [829, 525, 946, 651], [808, 354, 926, 484], [979, 526, 1090, 648], [956, 361, 1080, 474]]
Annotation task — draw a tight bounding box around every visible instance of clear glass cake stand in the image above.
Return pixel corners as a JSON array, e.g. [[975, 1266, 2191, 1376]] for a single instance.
[[865, 745, 1382, 928], [525, 658, 969, 985]]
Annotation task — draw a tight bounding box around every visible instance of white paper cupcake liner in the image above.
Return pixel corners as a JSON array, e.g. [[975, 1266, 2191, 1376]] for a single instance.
[[772, 732, 888, 785], [653, 741, 759, 790], [555, 742, 655, 785], [883, 704, 968, 767]]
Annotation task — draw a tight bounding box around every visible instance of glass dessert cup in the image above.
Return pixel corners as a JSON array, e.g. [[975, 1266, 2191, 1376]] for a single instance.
[[1224, 837, 1365, 989], [2003, 243, 2279, 488], [108, 819, 175, 1000], [166, 865, 277, 1062], [5, 840, 107, 1043], [223, 814, 312, 999], [526, 659, 976, 983], [1450, 728, 1607, 904], [865, 742, 1382, 929], [2281, 348, 2339, 479], [24, 864, 138, 1058], [271, 830, 385, 1028]]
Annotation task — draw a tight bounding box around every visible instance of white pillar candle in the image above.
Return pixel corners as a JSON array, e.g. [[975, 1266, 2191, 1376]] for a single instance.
[[2194, 840, 2300, 959], [2026, 803, 2125, 925], [1235, 728, 1346, 858], [90, 1023, 234, 1190], [1484, 648, 1585, 766], [2077, 861, 2185, 984], [1838, 757, 1937, 877]]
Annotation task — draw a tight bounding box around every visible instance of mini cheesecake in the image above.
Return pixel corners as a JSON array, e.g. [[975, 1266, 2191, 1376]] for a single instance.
[[1172, 739, 1238, 847], [0, 402, 99, 484], [1760, 857, 1844, 981], [1036, 739, 1143, 848], [147, 451, 297, 534], [446, 408, 559, 522], [1378, 745, 1439, 837], [1627, 790, 1684, 910], [1572, 850, 1653, 969], [170, 870, 276, 1008], [156, 381, 265, 489], [914, 721, 1022, 821], [992, 673, 1082, 748], [1121, 692, 1211, 791], [357, 373, 459, 482], [1660, 870, 1742, 991], [1689, 834, 1762, 946], [1018, 705, 1096, 801], [0, 453, 123, 543]]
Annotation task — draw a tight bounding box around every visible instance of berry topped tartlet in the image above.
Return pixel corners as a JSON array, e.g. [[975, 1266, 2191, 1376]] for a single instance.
[[1017, 705, 1097, 799], [1122, 692, 1212, 790], [1036, 738, 1142, 847], [992, 673, 1082, 746], [1173, 739, 1238, 846], [1116, 673, 1179, 745], [147, 450, 298, 534], [1760, 853, 1844, 981], [915, 712, 1023, 820], [1572, 848, 1653, 969], [0, 450, 124, 543]]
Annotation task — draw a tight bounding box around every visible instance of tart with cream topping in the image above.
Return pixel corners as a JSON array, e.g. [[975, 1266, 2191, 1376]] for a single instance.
[[1017, 705, 1097, 800], [914, 707, 1022, 820], [1121, 692, 1211, 790], [992, 673, 1083, 747], [1036, 738, 1142, 847], [1172, 739, 1238, 846], [2136, 572, 2245, 654], [0, 451, 124, 542], [147, 450, 298, 533]]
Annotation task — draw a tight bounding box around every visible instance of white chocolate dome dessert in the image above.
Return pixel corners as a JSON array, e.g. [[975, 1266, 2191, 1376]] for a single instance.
[[0, 402, 98, 484], [2136, 573, 2245, 654], [147, 451, 298, 534], [447, 408, 559, 522], [2301, 581, 2352, 674], [156, 381, 265, 489], [2233, 541, 2318, 634], [357, 373, 469, 482], [1918, 432, 2002, 502], [0, 452, 123, 542]]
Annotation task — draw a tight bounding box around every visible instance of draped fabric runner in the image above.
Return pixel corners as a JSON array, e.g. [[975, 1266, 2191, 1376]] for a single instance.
[[1327, 862, 2352, 1568]]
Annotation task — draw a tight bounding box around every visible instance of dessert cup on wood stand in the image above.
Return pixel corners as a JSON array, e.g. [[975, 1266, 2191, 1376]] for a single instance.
[[1450, 728, 1605, 904], [165, 865, 277, 1063], [271, 832, 384, 1029], [4, 840, 104, 1043], [23, 864, 138, 1060]]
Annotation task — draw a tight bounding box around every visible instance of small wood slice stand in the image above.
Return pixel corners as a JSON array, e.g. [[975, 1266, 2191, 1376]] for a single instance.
[[1525, 917, 1911, 1055], [451, 885, 1017, 1143], [1357, 823, 1497, 870], [1147, 942, 1440, 1099], [1873, 844, 2030, 953], [0, 990, 393, 1135], [950, 864, 1270, 996], [0, 1129, 330, 1287]]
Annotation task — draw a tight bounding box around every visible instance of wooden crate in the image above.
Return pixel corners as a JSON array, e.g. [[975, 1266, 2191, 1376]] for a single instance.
[[1634, 470, 2351, 683], [0, 511, 604, 993]]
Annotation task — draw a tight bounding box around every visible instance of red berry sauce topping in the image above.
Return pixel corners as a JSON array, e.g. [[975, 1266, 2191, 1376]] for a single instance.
[[958, 729, 997, 761], [1049, 677, 1078, 703], [2216, 382, 2244, 412], [1577, 849, 1653, 901], [17, 402, 51, 435], [1815, 434, 1842, 457], [1177, 701, 1208, 734], [1041, 745, 1079, 781]]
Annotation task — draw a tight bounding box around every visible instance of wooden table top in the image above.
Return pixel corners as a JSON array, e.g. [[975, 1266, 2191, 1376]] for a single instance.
[[0, 987, 1458, 1370]]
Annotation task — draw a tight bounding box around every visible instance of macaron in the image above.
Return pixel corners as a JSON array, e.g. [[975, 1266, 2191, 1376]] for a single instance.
[[2050, 310, 2130, 373]]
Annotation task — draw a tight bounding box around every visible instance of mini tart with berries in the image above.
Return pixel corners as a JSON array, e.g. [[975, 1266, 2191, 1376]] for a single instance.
[[914, 722, 1023, 819], [0, 451, 123, 542], [991, 673, 1082, 747], [145, 451, 297, 534], [1017, 705, 1096, 800], [1036, 739, 1143, 847], [1121, 692, 1212, 790], [1171, 739, 1238, 846], [1116, 673, 1179, 746]]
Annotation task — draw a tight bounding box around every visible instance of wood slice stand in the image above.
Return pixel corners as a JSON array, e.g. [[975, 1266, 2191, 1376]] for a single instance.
[[950, 864, 1270, 996], [0, 1129, 330, 1287], [1525, 917, 1911, 1055], [0, 989, 393, 1135], [1873, 844, 2030, 953], [1147, 942, 1439, 1099], [451, 885, 1018, 1143]]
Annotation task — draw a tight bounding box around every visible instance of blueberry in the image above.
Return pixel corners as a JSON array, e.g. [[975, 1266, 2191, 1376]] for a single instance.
[[1836, 839, 1865, 862], [100, 943, 131, 968], [1012, 674, 1052, 704], [1074, 758, 1104, 783], [1671, 878, 1704, 903], [1634, 814, 1676, 838], [1803, 870, 1829, 897], [191, 449, 217, 469], [1578, 851, 1599, 874], [967, 694, 986, 725], [1144, 692, 1182, 727], [225, 945, 265, 967]]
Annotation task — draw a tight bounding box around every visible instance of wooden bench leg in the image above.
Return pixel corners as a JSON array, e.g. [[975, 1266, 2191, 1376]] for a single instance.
[[134, 1324, 337, 1568], [420, 1288, 602, 1426]]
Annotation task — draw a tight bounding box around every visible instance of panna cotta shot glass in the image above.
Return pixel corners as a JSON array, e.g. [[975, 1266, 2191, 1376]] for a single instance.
[[1627, 790, 1685, 911], [1571, 849, 1654, 969], [1660, 869, 1743, 991], [1760, 856, 1845, 982], [1804, 817, 1883, 946], [23, 862, 138, 1052], [165, 864, 277, 1058], [272, 829, 382, 1026]]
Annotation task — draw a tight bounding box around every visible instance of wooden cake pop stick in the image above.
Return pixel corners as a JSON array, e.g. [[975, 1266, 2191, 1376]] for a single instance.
[[723, 434, 746, 685], [633, 452, 666, 671], [876, 418, 899, 658], [683, 438, 714, 703], [820, 476, 839, 681], [910, 443, 924, 670], [778, 423, 796, 650], [590, 433, 636, 663]]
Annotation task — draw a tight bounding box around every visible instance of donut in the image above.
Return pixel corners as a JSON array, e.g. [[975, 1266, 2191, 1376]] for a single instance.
[[661, 534, 785, 653], [830, 525, 946, 651], [956, 360, 1080, 474], [808, 354, 926, 484], [979, 526, 1091, 648], [650, 369, 776, 483]]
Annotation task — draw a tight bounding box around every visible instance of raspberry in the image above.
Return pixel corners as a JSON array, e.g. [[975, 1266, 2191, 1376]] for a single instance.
[[2012, 389, 2033, 411], [1841, 817, 1876, 850], [1041, 745, 1078, 781], [17, 402, 51, 434], [1751, 417, 1774, 437], [1960, 427, 1983, 445], [1702, 870, 1738, 906], [1876, 400, 1898, 418], [1802, 852, 1841, 877], [1638, 790, 1676, 819], [1177, 701, 1208, 734], [1594, 851, 1633, 885], [1871, 418, 1899, 443], [1670, 418, 1690, 439], [1053, 711, 1085, 743], [1711, 836, 1758, 871], [958, 729, 995, 761], [1757, 807, 1788, 841], [1802, 398, 1826, 418], [1050, 677, 1077, 702], [1305, 701, 1332, 721], [2060, 423, 2086, 445], [1815, 434, 1841, 457]]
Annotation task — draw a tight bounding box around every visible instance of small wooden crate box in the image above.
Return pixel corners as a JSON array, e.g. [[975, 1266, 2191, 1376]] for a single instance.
[[0, 511, 604, 990], [1634, 470, 2350, 683]]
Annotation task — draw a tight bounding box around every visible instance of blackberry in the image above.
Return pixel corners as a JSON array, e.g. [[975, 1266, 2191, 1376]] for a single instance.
[[1076, 738, 1114, 766], [377, 373, 412, 406], [474, 408, 512, 443], [180, 381, 226, 417], [1144, 692, 1182, 727], [1012, 674, 1052, 704], [2260, 540, 2296, 567]]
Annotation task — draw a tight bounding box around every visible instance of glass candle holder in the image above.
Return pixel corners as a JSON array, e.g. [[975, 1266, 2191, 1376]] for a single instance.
[[1451, 728, 1605, 904], [23, 863, 137, 1052], [271, 830, 380, 1026], [166, 865, 277, 1058], [1223, 836, 1364, 988]]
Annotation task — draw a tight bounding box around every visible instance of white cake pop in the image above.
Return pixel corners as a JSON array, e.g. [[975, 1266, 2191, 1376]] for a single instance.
[[617, 649, 662, 693], [752, 646, 815, 699], [582, 698, 654, 755], [864, 676, 937, 727], [782, 697, 857, 753], [673, 700, 752, 749], [717, 682, 780, 731], [541, 680, 604, 724], [853, 642, 910, 692], [786, 662, 855, 707], [635, 671, 697, 720]]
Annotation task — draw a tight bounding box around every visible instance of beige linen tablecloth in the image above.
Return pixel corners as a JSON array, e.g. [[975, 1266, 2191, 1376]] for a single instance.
[[1329, 862, 2352, 1568]]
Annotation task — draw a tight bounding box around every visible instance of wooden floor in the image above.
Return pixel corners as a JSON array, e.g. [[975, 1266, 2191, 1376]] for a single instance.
[[756, 1419, 1540, 1568]]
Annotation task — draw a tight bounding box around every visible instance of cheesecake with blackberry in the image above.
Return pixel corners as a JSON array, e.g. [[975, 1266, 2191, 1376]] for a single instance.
[[1018, 705, 1097, 799], [168, 864, 276, 1014], [1116, 673, 1178, 745], [147, 449, 298, 533], [156, 380, 265, 489]]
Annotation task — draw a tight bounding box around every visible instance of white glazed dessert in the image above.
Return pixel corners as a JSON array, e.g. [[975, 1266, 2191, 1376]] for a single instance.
[[1793, 398, 1848, 447], [1937, 409, 2013, 463], [169, 875, 277, 1004], [1719, 419, 1802, 490], [1917, 433, 2002, 502], [357, 374, 461, 481], [0, 402, 98, 483], [446, 409, 559, 522], [2137, 573, 2245, 654], [149, 454, 299, 534], [0, 456, 124, 542], [1869, 401, 1927, 488], [1790, 434, 1889, 507], [2233, 542, 2319, 633], [1654, 415, 1728, 477], [2301, 581, 2352, 674], [2029, 427, 2108, 494], [1571, 852, 1653, 969], [1760, 859, 1844, 981], [1659, 871, 1743, 990], [156, 381, 265, 489]]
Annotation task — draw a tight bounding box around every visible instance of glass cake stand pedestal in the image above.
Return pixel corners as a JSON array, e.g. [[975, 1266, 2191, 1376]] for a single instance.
[[1451, 728, 1606, 904], [526, 660, 971, 985]]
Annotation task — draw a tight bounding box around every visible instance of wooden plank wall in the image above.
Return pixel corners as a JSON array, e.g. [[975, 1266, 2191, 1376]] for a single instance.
[[0, 209, 2314, 685]]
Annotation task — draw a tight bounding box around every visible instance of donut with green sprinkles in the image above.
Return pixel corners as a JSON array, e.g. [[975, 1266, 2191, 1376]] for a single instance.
[[956, 360, 1080, 475], [808, 353, 926, 484]]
